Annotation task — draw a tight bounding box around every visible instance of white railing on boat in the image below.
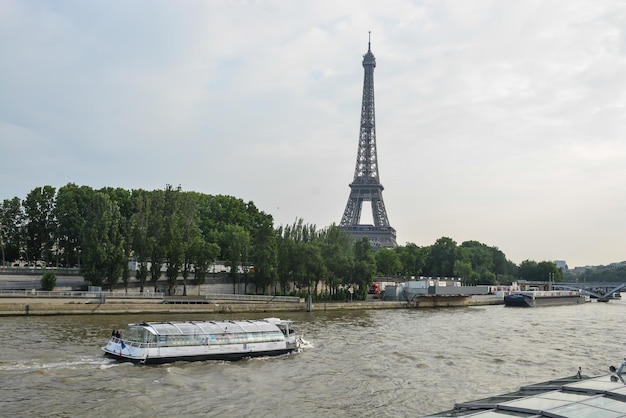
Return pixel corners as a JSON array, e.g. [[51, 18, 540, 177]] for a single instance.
[[111, 336, 157, 349], [205, 293, 301, 303]]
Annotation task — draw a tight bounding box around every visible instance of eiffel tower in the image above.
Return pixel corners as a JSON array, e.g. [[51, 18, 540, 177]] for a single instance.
[[339, 35, 397, 248]]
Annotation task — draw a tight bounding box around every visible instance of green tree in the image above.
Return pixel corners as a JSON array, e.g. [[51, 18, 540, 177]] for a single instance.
[[274, 219, 326, 297], [294, 242, 324, 295], [307, 242, 327, 297], [251, 216, 278, 294], [537, 261, 563, 282], [23, 185, 56, 264], [220, 224, 250, 293], [424, 237, 458, 277], [458, 241, 494, 272], [490, 246, 510, 282], [178, 192, 200, 296], [54, 184, 94, 268], [40, 271, 56, 291], [163, 185, 184, 295], [518, 260, 538, 281], [191, 239, 220, 288], [100, 187, 134, 292], [517, 260, 562, 283], [564, 265, 626, 283], [396, 243, 428, 278], [103, 204, 125, 292], [147, 190, 165, 292], [81, 192, 124, 289], [457, 241, 497, 284], [453, 260, 475, 283], [0, 197, 25, 264], [319, 225, 353, 299], [352, 238, 376, 299], [376, 248, 402, 276], [130, 189, 153, 292], [275, 225, 294, 294]]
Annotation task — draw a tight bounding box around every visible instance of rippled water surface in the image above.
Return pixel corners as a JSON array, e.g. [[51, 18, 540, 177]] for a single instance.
[[1, 300, 624, 417]]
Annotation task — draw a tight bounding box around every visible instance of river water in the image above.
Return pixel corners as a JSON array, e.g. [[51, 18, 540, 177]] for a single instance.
[[1, 299, 624, 417]]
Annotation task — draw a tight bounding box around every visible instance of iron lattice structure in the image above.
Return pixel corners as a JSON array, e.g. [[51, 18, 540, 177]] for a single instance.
[[339, 39, 397, 248]]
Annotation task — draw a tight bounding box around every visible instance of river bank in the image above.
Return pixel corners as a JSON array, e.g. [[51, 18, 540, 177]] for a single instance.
[[0, 294, 502, 316]]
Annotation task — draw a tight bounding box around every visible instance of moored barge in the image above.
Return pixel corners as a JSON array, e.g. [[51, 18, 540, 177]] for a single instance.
[[504, 290, 587, 307], [102, 317, 302, 364]]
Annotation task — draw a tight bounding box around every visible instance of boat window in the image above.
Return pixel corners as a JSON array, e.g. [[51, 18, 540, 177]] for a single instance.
[[159, 330, 286, 346], [124, 326, 155, 344]]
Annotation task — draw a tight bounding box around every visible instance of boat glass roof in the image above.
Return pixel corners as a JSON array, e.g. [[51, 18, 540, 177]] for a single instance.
[[135, 320, 280, 336], [425, 374, 626, 417]]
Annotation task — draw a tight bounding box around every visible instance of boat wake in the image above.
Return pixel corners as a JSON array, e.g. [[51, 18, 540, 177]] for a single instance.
[[299, 337, 314, 349], [0, 357, 123, 372]]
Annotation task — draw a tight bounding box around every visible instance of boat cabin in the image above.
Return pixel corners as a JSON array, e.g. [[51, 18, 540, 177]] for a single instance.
[[121, 319, 291, 348]]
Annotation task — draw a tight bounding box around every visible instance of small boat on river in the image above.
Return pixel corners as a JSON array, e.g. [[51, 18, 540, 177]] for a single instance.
[[102, 317, 302, 364], [504, 289, 588, 307]]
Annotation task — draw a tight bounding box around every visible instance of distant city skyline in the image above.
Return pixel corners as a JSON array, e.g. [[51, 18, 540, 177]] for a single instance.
[[1, 1, 625, 268]]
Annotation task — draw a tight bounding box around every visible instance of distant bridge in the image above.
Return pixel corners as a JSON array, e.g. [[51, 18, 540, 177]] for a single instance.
[[552, 282, 626, 302]]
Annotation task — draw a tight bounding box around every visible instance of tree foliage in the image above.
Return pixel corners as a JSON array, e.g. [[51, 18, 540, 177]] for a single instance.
[[424, 237, 458, 277], [1, 197, 24, 264], [81, 192, 124, 289], [4, 183, 573, 298], [55, 183, 92, 268], [23, 186, 56, 264], [375, 248, 402, 276], [564, 264, 626, 282], [518, 259, 563, 282], [352, 238, 377, 299], [40, 271, 56, 291]]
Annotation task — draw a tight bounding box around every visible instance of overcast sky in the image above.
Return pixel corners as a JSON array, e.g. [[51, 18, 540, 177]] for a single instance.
[[2, 0, 625, 268]]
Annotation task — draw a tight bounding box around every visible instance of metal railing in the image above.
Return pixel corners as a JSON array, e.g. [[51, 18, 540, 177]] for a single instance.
[[0, 290, 165, 299], [205, 293, 301, 303]]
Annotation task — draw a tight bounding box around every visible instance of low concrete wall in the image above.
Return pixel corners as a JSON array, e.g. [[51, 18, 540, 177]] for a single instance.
[[0, 298, 411, 316], [0, 302, 301, 316], [0, 295, 501, 316]]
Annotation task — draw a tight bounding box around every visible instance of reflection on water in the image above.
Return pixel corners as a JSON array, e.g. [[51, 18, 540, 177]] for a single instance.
[[1, 300, 624, 416]]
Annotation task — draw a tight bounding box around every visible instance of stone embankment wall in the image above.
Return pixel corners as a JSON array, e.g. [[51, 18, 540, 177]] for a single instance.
[[0, 295, 500, 316], [0, 300, 298, 316]]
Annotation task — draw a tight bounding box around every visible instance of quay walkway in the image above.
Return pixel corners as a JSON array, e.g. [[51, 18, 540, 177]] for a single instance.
[[0, 293, 502, 316]]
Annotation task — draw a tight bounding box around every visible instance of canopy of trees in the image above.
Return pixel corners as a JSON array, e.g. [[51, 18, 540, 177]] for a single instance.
[[1, 183, 569, 299], [564, 263, 626, 283]]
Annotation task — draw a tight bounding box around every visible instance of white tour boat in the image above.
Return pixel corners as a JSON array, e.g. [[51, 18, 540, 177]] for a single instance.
[[102, 317, 302, 364]]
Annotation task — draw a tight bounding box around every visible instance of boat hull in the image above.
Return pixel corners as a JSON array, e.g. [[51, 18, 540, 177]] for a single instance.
[[102, 347, 295, 364]]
